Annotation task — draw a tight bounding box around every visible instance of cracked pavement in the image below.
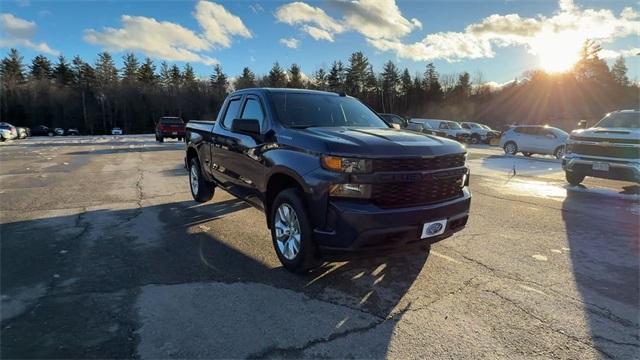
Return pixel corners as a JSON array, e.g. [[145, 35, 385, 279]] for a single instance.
[[1, 135, 638, 359]]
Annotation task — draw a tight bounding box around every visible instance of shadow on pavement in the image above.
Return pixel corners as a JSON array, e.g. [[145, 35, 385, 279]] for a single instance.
[[562, 188, 640, 358], [1, 196, 428, 358]]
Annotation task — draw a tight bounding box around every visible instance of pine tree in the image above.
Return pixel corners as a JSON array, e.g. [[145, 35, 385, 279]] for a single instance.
[[30, 55, 53, 80], [71, 55, 95, 88], [423, 63, 443, 102], [400, 68, 412, 110], [345, 52, 370, 96], [210, 64, 228, 97], [95, 52, 118, 87], [288, 63, 303, 88], [381, 60, 400, 112], [267, 62, 287, 88], [53, 56, 73, 86], [121, 53, 139, 83], [611, 55, 629, 87], [0, 48, 25, 83], [313, 68, 327, 90], [327, 61, 345, 92], [159, 61, 171, 88], [169, 64, 182, 89], [235, 67, 256, 90], [454, 72, 472, 99], [183, 63, 197, 88], [137, 57, 157, 85]]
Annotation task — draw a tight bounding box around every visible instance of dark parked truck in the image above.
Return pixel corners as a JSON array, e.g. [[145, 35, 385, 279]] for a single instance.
[[185, 88, 471, 272]]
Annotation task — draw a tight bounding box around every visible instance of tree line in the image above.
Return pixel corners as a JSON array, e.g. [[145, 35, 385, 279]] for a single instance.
[[0, 40, 637, 134]]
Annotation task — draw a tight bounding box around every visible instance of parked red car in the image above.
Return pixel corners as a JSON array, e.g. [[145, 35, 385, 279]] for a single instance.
[[155, 116, 186, 142]]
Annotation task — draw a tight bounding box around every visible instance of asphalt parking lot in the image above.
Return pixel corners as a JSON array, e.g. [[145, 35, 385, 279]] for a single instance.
[[1, 135, 638, 359]]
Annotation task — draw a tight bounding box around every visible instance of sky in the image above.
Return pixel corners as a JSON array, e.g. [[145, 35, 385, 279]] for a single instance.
[[1, 0, 638, 85]]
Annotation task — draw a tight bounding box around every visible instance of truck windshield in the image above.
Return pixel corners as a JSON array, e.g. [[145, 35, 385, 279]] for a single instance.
[[595, 112, 640, 128], [271, 92, 388, 128]]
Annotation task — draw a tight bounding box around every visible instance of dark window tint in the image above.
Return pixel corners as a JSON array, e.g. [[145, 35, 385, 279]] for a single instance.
[[513, 127, 527, 134], [439, 122, 449, 129], [241, 98, 265, 127], [160, 117, 183, 124], [461, 123, 470, 129], [222, 99, 242, 128]]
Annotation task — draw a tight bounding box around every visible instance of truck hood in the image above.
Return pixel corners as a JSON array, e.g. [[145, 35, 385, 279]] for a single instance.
[[290, 127, 465, 157], [571, 127, 640, 141]]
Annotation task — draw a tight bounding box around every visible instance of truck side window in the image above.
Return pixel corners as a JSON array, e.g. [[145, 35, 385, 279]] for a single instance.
[[439, 122, 449, 129], [222, 99, 242, 129], [241, 98, 265, 131]]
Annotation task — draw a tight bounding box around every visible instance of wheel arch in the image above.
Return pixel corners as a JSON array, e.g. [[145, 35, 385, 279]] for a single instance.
[[264, 171, 308, 229]]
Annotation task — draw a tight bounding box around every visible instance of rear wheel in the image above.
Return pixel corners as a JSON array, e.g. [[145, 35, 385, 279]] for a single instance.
[[189, 157, 215, 202], [554, 145, 565, 160], [270, 189, 318, 273], [158, 136, 164, 143], [470, 134, 481, 144], [566, 171, 585, 186], [504, 141, 518, 155]]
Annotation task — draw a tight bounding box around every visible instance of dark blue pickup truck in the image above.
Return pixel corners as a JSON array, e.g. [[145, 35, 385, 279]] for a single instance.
[[185, 88, 471, 272]]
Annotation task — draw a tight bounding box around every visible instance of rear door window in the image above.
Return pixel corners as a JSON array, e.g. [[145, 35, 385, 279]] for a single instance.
[[222, 98, 242, 129]]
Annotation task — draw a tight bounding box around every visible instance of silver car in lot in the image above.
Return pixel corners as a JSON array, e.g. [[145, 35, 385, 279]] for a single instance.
[[500, 125, 569, 159]]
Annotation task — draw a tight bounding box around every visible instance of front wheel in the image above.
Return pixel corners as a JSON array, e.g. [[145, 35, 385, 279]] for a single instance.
[[470, 134, 480, 144], [189, 157, 214, 202], [503, 141, 518, 155], [158, 136, 164, 143], [566, 171, 585, 186], [554, 146, 565, 160], [270, 189, 318, 273]]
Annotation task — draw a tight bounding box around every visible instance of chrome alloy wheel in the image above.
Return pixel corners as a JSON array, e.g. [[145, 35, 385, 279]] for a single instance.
[[274, 203, 301, 260], [190, 165, 199, 195], [505, 142, 517, 155]]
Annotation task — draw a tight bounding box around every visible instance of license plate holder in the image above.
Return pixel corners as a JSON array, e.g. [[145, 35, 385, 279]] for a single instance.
[[592, 162, 609, 172], [421, 219, 448, 239]]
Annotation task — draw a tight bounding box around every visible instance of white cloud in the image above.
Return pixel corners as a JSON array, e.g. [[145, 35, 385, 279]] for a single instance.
[[274, 0, 418, 42], [275, 1, 344, 42], [249, 3, 264, 13], [84, 15, 217, 65], [194, 0, 251, 48], [279, 37, 300, 49], [600, 48, 640, 59], [0, 13, 59, 55], [368, 0, 640, 62], [334, 0, 422, 40], [84, 1, 251, 65]]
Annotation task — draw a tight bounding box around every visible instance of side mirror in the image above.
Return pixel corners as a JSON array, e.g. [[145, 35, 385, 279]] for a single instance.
[[232, 118, 260, 134], [577, 120, 587, 129], [390, 123, 401, 130]]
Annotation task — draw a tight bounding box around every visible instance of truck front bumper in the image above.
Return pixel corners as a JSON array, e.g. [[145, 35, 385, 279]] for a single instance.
[[562, 154, 640, 183], [313, 187, 471, 256]]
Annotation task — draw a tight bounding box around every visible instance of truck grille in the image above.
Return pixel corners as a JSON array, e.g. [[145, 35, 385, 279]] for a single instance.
[[372, 153, 465, 172], [371, 172, 464, 208], [571, 143, 639, 159]]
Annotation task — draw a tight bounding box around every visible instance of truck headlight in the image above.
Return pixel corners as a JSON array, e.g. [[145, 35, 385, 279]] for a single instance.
[[329, 183, 372, 198], [321, 156, 372, 173]]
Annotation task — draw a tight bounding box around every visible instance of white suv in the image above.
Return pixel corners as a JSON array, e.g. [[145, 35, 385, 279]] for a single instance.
[[563, 110, 640, 185]]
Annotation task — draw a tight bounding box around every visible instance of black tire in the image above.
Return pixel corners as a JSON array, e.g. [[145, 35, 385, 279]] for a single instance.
[[566, 171, 585, 186], [270, 188, 318, 273], [554, 145, 565, 160], [470, 134, 481, 144], [189, 157, 214, 203], [158, 136, 164, 143], [522, 152, 532, 157], [503, 141, 518, 155]]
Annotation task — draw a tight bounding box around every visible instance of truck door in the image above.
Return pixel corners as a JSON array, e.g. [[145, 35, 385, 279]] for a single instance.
[[211, 94, 267, 208]]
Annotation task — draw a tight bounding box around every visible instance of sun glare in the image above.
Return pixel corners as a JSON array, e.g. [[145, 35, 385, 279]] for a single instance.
[[533, 32, 584, 73]]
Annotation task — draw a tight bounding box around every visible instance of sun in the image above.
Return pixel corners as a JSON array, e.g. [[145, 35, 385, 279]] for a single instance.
[[532, 31, 584, 73]]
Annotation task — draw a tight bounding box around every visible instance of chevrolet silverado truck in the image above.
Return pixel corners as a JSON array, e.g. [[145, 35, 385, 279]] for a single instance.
[[185, 88, 471, 272], [563, 109, 640, 185]]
